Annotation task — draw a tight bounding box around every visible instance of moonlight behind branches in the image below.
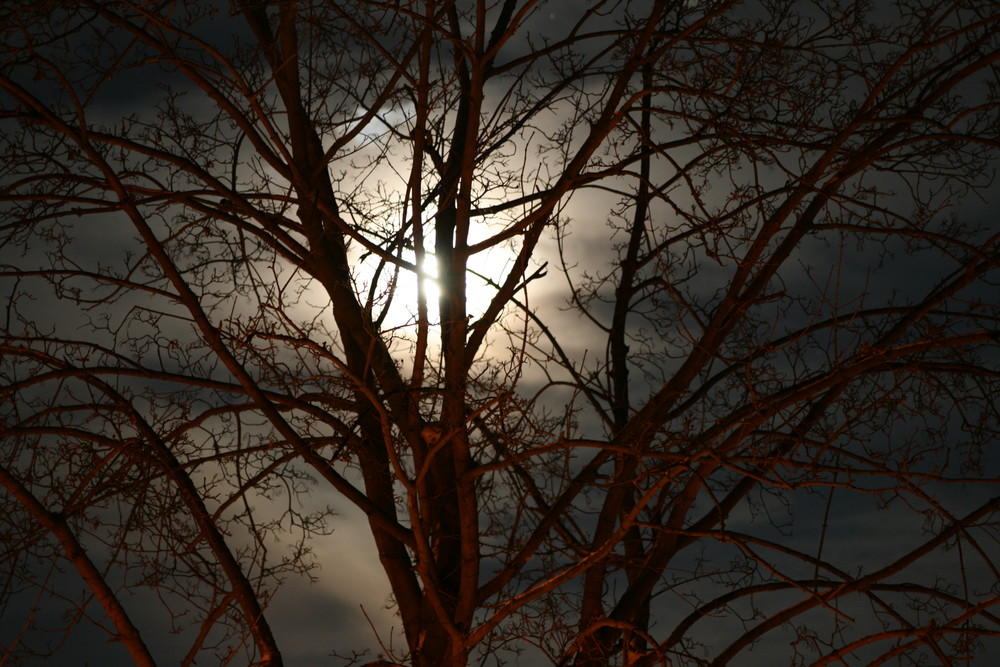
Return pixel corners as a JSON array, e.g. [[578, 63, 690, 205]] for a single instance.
[[2, 1, 1000, 665]]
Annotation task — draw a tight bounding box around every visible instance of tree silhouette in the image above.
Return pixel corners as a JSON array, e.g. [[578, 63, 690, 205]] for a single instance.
[[2, 1, 1000, 665]]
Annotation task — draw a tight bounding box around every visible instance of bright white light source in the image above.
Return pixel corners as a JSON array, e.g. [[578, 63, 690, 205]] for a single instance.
[[389, 247, 515, 327]]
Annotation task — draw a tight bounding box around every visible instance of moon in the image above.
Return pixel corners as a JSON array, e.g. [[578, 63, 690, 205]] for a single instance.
[[378, 245, 517, 331]]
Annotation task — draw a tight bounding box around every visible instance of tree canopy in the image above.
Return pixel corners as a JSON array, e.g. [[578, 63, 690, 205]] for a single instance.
[[2, 1, 1000, 665]]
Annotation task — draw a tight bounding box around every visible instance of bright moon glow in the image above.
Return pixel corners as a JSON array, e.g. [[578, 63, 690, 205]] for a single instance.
[[368, 245, 518, 331]]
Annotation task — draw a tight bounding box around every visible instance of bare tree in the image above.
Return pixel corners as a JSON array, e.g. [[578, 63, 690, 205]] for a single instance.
[[2, 1, 1000, 665]]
